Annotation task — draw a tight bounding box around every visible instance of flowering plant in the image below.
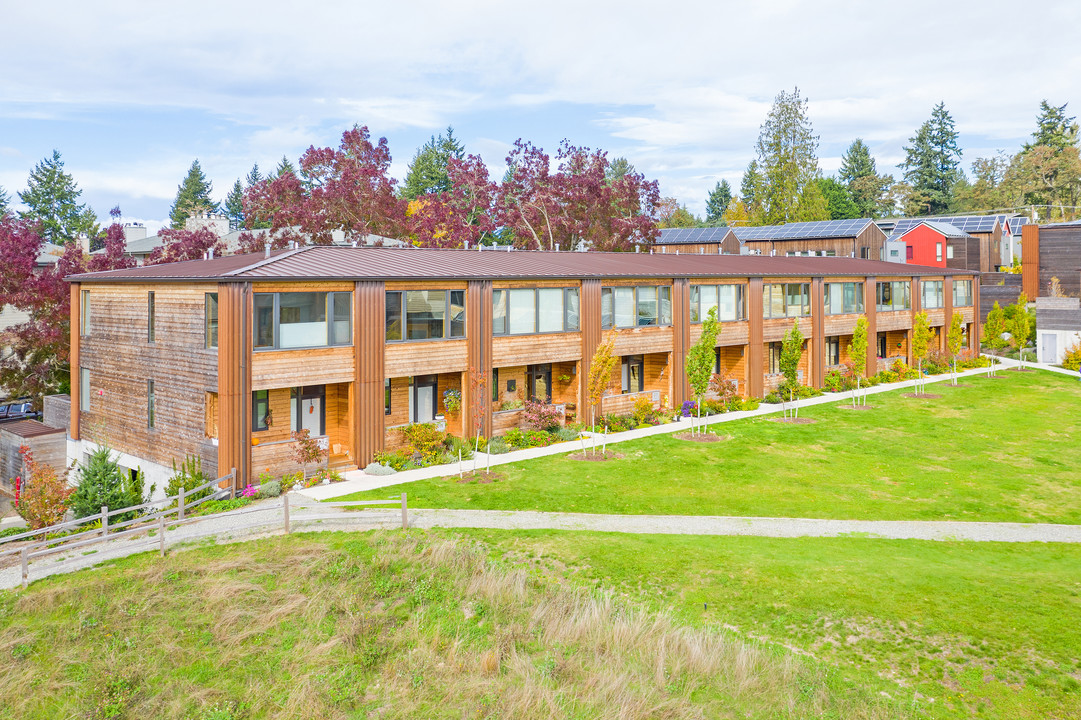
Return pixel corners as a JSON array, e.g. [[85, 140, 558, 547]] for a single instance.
[[443, 389, 462, 414], [242, 483, 257, 498]]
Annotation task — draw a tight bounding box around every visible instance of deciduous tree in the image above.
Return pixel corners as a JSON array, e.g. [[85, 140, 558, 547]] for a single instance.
[[0, 215, 134, 400], [946, 311, 964, 385], [146, 227, 225, 265], [586, 337, 617, 440], [779, 320, 804, 418], [407, 154, 497, 248], [983, 301, 1007, 376], [1009, 293, 1033, 368], [17, 150, 99, 244], [912, 312, 933, 395], [684, 307, 719, 434], [849, 315, 868, 407]]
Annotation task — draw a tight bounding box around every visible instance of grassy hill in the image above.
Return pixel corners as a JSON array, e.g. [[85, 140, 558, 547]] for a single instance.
[[0, 531, 912, 720]]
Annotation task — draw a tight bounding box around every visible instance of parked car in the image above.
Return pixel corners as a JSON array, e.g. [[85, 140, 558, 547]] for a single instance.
[[0, 400, 40, 423]]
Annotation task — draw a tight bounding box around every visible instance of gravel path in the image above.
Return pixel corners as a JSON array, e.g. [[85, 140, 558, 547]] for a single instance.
[[5, 500, 1080, 590]]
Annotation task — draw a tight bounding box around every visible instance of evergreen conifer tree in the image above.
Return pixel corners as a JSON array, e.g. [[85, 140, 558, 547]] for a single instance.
[[400, 127, 465, 199], [900, 103, 963, 215], [275, 155, 297, 177], [705, 180, 732, 225], [754, 88, 823, 224], [224, 179, 245, 228], [17, 150, 99, 243], [169, 159, 219, 228], [0, 185, 9, 215]]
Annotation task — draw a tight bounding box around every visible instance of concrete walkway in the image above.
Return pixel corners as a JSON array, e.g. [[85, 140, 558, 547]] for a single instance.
[[6, 499, 1081, 590], [301, 360, 1034, 500]]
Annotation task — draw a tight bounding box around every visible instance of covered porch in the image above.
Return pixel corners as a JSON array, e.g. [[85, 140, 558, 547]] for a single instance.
[[250, 381, 355, 482]]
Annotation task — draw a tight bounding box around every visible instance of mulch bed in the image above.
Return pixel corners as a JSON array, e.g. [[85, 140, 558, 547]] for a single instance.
[[567, 450, 624, 462], [455, 471, 507, 484], [769, 417, 817, 424], [902, 393, 943, 399], [674, 432, 732, 442], [835, 404, 875, 410]]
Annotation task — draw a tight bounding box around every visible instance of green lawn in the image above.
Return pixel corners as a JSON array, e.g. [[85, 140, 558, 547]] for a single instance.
[[342, 370, 1081, 523], [468, 528, 1081, 719]]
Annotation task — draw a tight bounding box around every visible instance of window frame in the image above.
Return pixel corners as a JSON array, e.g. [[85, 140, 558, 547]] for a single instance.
[[147, 291, 155, 343], [492, 287, 582, 336], [689, 284, 745, 323], [384, 379, 392, 416], [921, 280, 944, 309], [253, 291, 353, 350], [252, 389, 270, 431], [600, 286, 674, 330], [147, 380, 156, 429], [875, 281, 911, 312], [80, 289, 90, 336], [205, 293, 218, 348], [762, 283, 811, 319], [826, 336, 840, 366], [767, 342, 783, 375], [80, 367, 90, 412], [953, 279, 973, 307], [824, 282, 865, 315], [384, 289, 467, 342]]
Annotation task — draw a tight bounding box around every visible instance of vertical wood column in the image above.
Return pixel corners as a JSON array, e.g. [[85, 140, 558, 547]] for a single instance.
[[971, 277, 982, 351], [465, 280, 493, 438], [944, 276, 954, 353], [670, 278, 690, 408], [747, 278, 764, 398], [811, 277, 824, 388], [1021, 224, 1040, 299], [217, 282, 251, 493], [864, 276, 877, 374], [69, 283, 81, 441], [579, 280, 602, 422], [354, 282, 385, 467]]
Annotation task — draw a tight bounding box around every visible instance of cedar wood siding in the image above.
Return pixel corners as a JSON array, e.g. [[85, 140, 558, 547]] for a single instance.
[[74, 282, 220, 480], [354, 281, 385, 468], [217, 282, 249, 492], [1032, 224, 1081, 298], [1022, 224, 1040, 298]]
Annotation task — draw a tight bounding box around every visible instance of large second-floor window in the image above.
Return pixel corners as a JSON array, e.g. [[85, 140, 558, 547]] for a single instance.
[[493, 287, 580, 335], [876, 281, 911, 312], [762, 283, 810, 319], [824, 282, 864, 315], [922, 280, 944, 309], [953, 279, 973, 307], [601, 286, 672, 329], [385, 290, 465, 342], [690, 284, 744, 322], [254, 292, 352, 349]]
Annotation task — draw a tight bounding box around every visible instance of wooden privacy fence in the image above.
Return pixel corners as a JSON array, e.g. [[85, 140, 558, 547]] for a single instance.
[[1, 481, 408, 589]]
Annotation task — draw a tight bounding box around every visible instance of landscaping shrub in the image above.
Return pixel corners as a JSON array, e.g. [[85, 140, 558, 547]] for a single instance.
[[373, 450, 414, 471], [402, 423, 447, 463], [631, 396, 655, 426], [192, 497, 250, 517], [823, 369, 855, 392], [742, 397, 761, 411], [890, 359, 921, 380], [1063, 341, 1081, 371], [280, 471, 303, 493], [765, 385, 823, 404], [256, 480, 281, 498], [165, 454, 211, 504], [503, 428, 553, 449], [14, 445, 72, 530], [872, 370, 899, 384], [445, 435, 475, 461], [363, 462, 397, 476], [522, 399, 562, 431], [485, 437, 510, 454], [679, 400, 697, 417], [555, 426, 581, 442], [70, 445, 153, 522], [923, 350, 952, 375], [957, 354, 991, 369]]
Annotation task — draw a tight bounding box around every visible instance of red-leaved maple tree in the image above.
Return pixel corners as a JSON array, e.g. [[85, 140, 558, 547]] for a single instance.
[[0, 216, 134, 400], [145, 227, 225, 265]]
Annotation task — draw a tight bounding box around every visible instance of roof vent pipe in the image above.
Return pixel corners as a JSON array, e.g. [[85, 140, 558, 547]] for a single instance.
[[265, 242, 271, 259], [555, 243, 560, 252], [209, 248, 214, 260], [635, 246, 640, 253], [507, 245, 511, 252], [675, 250, 679, 255], [351, 240, 357, 248]]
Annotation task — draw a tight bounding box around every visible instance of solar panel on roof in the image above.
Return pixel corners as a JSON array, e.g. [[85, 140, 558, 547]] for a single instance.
[[891, 215, 1001, 235], [731, 218, 872, 241]]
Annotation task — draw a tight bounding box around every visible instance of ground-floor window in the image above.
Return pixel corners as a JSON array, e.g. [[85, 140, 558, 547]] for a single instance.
[[527, 364, 551, 402], [826, 337, 840, 366], [253, 389, 270, 431], [767, 343, 782, 374], [411, 375, 438, 423], [621, 355, 644, 393], [877, 332, 887, 359], [291, 385, 325, 436]]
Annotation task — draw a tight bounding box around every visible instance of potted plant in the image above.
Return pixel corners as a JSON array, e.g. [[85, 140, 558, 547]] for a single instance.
[[443, 389, 462, 416]]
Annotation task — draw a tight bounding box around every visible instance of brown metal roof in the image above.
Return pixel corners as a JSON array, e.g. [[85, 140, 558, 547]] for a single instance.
[[68, 245, 975, 284], [0, 420, 65, 438]]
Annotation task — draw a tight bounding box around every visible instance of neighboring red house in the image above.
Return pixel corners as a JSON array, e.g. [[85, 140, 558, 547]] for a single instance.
[[899, 221, 970, 268]]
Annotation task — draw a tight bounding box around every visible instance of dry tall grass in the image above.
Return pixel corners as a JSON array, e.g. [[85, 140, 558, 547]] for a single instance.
[[0, 531, 910, 719]]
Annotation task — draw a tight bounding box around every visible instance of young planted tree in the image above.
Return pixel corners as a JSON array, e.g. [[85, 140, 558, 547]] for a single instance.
[[586, 338, 617, 452], [946, 312, 964, 385], [912, 312, 933, 395], [984, 301, 1008, 376], [1009, 293, 1033, 369], [684, 307, 720, 435], [467, 365, 488, 470], [849, 315, 869, 407], [779, 321, 804, 419]]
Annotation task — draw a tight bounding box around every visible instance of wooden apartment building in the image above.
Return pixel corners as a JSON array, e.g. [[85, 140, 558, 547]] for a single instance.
[[67, 246, 979, 490]]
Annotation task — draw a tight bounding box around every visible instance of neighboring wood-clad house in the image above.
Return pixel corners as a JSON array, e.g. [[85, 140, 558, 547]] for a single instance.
[[656, 219, 887, 260], [1022, 221, 1081, 299], [67, 247, 979, 490], [897, 221, 974, 268]]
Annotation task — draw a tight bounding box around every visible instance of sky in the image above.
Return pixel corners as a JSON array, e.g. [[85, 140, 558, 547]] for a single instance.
[[2, 0, 1079, 235]]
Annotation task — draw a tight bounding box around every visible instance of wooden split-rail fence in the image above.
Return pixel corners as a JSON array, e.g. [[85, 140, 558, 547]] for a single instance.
[[0, 470, 409, 589]]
